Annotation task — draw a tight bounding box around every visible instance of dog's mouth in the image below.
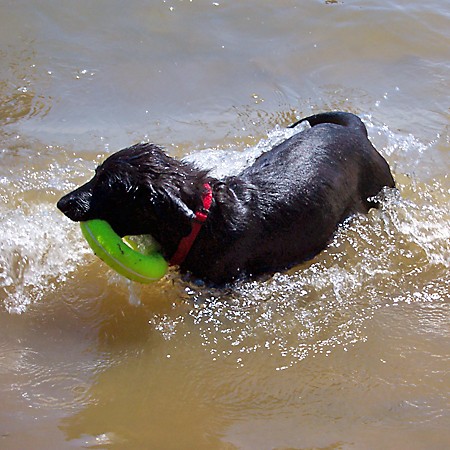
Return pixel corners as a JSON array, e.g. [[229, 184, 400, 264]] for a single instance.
[[57, 201, 136, 240]]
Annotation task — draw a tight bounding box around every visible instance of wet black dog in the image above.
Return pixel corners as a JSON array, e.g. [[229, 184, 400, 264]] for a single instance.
[[58, 111, 395, 284]]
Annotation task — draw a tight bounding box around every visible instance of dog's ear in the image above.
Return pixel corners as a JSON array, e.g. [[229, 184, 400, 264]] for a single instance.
[[152, 187, 195, 236], [163, 190, 196, 222]]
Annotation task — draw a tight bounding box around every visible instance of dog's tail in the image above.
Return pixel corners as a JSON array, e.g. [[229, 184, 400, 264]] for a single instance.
[[288, 111, 368, 137]]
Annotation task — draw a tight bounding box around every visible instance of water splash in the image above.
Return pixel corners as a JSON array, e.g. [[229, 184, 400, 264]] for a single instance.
[[0, 203, 89, 313]]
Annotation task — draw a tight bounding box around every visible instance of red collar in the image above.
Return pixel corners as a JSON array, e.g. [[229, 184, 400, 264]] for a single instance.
[[169, 183, 213, 266]]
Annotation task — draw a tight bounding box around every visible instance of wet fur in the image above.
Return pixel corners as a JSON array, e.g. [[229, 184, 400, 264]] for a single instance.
[[57, 111, 395, 284]]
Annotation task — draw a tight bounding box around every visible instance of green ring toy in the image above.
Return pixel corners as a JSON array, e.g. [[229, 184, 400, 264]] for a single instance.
[[80, 219, 168, 283]]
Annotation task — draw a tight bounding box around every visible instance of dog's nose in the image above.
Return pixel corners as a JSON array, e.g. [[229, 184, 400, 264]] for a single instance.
[[57, 193, 89, 221], [57, 194, 77, 218], [57, 195, 69, 213]]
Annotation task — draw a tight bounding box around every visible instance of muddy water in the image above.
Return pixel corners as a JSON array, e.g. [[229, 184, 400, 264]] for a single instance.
[[0, 0, 449, 449]]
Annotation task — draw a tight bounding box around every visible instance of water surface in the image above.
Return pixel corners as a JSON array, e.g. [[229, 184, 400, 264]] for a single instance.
[[0, 1, 449, 449]]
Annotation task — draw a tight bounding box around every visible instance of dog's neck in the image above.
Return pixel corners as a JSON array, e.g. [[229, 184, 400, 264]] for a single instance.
[[143, 164, 213, 259], [148, 169, 249, 268], [169, 182, 213, 266]]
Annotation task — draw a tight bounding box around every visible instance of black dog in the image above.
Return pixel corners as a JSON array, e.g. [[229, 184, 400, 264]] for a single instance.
[[57, 111, 395, 284]]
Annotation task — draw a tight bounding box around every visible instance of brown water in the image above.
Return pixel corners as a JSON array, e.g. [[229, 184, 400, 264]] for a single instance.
[[0, 1, 449, 449]]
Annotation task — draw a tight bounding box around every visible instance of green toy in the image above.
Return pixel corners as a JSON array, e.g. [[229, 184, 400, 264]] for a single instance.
[[80, 219, 167, 283]]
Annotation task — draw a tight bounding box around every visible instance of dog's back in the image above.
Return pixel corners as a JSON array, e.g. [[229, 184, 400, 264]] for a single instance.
[[244, 112, 393, 210]]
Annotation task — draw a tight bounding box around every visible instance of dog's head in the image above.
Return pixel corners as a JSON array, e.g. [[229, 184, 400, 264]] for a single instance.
[[57, 143, 203, 242]]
